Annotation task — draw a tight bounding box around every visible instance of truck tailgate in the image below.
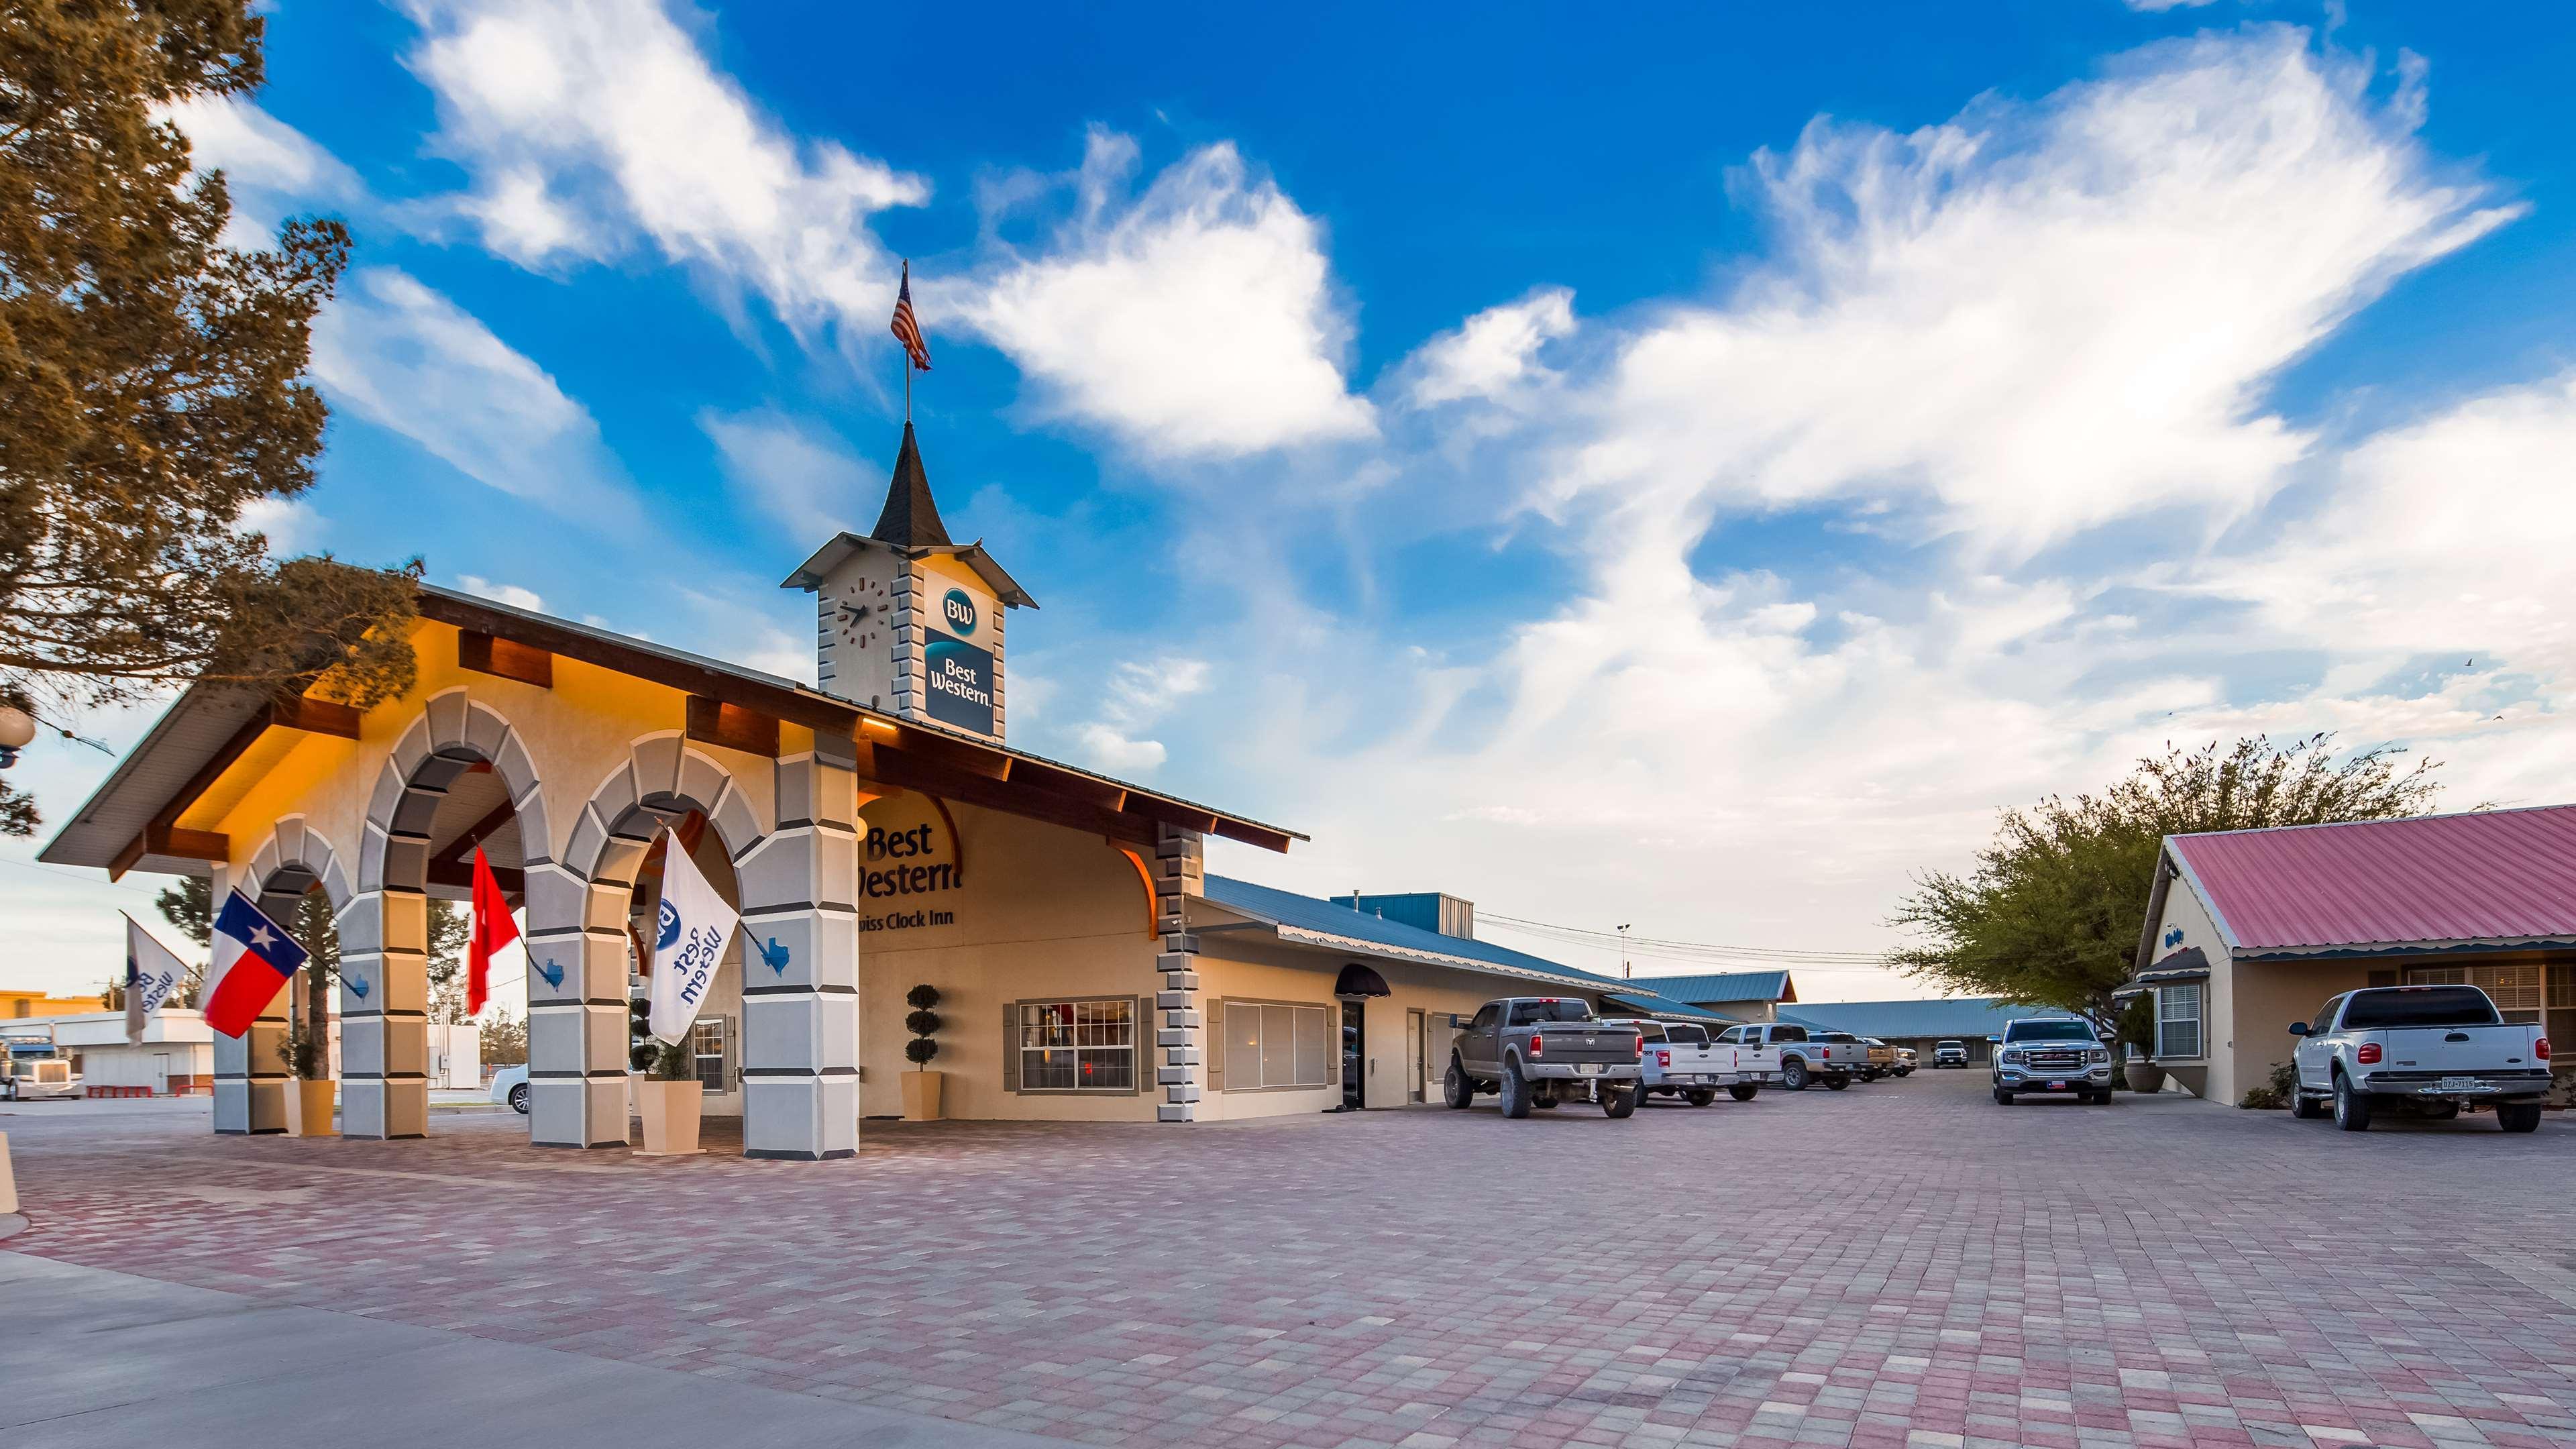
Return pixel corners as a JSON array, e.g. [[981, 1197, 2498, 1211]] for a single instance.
[[1530, 1025, 1637, 1064], [2363, 1024, 2546, 1075]]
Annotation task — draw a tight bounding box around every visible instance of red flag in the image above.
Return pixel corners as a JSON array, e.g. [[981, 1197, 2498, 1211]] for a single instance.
[[468, 846, 519, 1017]]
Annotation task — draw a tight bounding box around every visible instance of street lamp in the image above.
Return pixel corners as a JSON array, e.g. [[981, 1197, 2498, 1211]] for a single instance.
[[1618, 923, 1632, 980], [0, 705, 34, 769]]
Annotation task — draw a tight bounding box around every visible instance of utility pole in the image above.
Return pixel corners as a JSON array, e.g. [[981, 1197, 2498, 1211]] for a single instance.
[[1619, 923, 1632, 980]]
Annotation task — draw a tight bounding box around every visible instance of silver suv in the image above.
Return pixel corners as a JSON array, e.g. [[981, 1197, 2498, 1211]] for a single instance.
[[1990, 1018, 2114, 1104]]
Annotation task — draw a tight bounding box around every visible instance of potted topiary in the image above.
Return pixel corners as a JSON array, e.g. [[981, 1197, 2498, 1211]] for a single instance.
[[277, 1022, 337, 1136], [629, 999, 702, 1155], [2116, 996, 2164, 1093], [901, 983, 943, 1121]]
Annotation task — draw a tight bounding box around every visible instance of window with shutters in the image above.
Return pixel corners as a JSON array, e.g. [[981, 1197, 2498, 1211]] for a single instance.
[[1013, 998, 1136, 1092], [692, 1016, 731, 1093], [2155, 984, 2202, 1059], [1218, 1000, 1329, 1090]]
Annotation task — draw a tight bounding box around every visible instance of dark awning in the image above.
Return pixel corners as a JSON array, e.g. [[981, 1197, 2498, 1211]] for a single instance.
[[1334, 963, 1391, 998], [2113, 947, 2211, 998]]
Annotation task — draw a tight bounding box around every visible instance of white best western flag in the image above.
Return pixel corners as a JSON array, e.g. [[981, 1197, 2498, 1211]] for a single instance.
[[647, 831, 739, 1045], [121, 913, 190, 1044]]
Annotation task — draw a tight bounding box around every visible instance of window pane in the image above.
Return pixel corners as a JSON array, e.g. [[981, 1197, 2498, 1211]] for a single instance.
[[1023, 1049, 1075, 1090], [1227, 1007, 1262, 1089], [1102, 999, 1132, 1045], [1260, 1005, 1295, 1086], [1293, 1006, 1326, 1086], [1078, 1048, 1132, 1090]]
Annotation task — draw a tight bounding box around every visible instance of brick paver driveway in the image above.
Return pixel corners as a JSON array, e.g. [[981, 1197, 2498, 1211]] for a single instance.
[[6, 1070, 2572, 1449]]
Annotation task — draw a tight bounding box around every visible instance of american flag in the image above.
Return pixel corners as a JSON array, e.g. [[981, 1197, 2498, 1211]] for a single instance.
[[890, 259, 931, 371]]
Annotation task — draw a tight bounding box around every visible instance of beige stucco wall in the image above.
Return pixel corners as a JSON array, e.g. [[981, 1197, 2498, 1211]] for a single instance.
[[2145, 864, 2227, 1099], [854, 796, 1161, 1121], [2222, 955, 2372, 1106]]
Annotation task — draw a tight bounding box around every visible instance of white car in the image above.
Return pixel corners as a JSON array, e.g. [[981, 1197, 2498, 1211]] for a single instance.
[[490, 1064, 530, 1114]]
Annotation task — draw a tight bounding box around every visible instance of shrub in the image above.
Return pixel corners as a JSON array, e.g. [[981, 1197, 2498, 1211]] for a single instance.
[[906, 983, 941, 1070], [2239, 1060, 2297, 1110]]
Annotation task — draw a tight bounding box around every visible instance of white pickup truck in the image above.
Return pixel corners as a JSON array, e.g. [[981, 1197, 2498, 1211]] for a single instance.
[[2289, 984, 2552, 1133], [1713, 1022, 1865, 1091], [1613, 1019, 1752, 1106]]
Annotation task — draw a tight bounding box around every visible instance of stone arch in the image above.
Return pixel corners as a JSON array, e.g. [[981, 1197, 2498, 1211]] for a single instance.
[[209, 817, 355, 1136], [339, 688, 550, 1140], [551, 732, 855, 1159]]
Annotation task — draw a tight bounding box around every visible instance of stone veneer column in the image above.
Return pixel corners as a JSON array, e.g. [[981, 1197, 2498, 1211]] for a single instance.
[[209, 862, 289, 1134], [735, 741, 861, 1159], [339, 882, 429, 1139], [523, 847, 635, 1148], [1152, 824, 1208, 1121]]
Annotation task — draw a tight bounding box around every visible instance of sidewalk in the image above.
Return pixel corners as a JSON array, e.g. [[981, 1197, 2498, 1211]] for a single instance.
[[0, 1252, 1081, 1449]]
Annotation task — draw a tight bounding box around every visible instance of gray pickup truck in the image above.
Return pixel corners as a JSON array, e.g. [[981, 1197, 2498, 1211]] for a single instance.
[[1443, 997, 1645, 1119]]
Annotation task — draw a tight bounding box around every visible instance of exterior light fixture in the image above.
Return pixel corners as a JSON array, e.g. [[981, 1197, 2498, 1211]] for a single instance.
[[0, 705, 34, 769]]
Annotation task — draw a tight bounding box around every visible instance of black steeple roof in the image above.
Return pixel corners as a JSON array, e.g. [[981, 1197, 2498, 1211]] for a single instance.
[[869, 423, 953, 548]]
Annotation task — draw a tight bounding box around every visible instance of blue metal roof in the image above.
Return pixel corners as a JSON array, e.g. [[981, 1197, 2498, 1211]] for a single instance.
[[1776, 998, 2064, 1039], [1622, 971, 1793, 1006], [1202, 875, 1721, 1020]]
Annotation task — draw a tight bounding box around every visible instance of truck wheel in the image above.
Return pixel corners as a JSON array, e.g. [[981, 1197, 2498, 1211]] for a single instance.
[[1684, 1089, 1716, 1107], [1727, 1083, 1760, 1102], [1824, 1074, 1849, 1091], [1499, 1061, 1533, 1119], [1992, 1087, 2013, 1105], [2497, 1102, 2542, 1133], [2288, 1085, 2322, 1120], [1782, 1059, 1809, 1091], [1603, 1082, 1640, 1118], [2332, 1073, 2372, 1132], [1443, 1058, 1474, 1109]]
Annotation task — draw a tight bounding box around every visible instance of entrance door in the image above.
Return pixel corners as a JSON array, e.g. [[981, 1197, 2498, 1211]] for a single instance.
[[1407, 1009, 1426, 1102], [151, 1052, 172, 1096], [1340, 1000, 1365, 1110]]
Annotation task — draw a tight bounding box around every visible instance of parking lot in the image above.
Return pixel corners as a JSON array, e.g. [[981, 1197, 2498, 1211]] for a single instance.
[[5, 1068, 2573, 1449]]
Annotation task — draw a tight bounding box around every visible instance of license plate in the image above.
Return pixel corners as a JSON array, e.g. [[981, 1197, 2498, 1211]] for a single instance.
[[2047, 1081, 2070, 1090], [2435, 1075, 2482, 1091], [1575, 1063, 1603, 1076]]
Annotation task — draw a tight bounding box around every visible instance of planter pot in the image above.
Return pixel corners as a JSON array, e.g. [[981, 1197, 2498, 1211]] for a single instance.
[[283, 1079, 337, 1137], [900, 1070, 944, 1122], [637, 1079, 704, 1155], [2124, 1061, 2167, 1094]]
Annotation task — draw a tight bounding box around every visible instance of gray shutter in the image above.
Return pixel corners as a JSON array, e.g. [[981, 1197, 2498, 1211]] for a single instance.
[[1326, 1004, 1340, 1085], [1000, 1003, 1018, 1093], [1136, 996, 1154, 1096], [1207, 1000, 1224, 1093]]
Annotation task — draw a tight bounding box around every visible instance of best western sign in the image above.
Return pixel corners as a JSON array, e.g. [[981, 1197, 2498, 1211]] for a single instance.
[[923, 582, 998, 737]]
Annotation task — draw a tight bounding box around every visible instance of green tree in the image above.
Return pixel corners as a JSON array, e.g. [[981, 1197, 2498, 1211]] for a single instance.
[[0, 0, 421, 836], [156, 872, 211, 947], [480, 1008, 527, 1067], [1889, 735, 2444, 1035]]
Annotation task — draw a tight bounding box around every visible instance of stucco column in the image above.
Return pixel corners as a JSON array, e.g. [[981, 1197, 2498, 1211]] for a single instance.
[[209, 863, 289, 1134], [1154, 824, 1206, 1122], [736, 743, 861, 1159], [523, 849, 631, 1148], [339, 883, 429, 1138]]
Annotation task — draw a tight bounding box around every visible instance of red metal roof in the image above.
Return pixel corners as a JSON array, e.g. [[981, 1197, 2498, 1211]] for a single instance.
[[2169, 805, 2576, 953]]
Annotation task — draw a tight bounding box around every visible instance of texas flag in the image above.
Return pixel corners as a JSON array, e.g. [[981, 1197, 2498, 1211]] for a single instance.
[[205, 890, 309, 1038]]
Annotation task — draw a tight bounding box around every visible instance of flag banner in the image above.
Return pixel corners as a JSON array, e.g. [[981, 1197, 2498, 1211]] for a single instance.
[[205, 890, 308, 1038], [890, 258, 931, 371], [647, 830, 739, 1046], [121, 913, 190, 1045], [468, 846, 520, 1017]]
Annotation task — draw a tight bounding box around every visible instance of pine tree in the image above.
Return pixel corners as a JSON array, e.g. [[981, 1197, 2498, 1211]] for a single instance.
[[0, 0, 422, 835]]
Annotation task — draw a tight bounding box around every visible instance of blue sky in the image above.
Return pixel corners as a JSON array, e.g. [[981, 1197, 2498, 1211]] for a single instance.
[[11, 0, 2576, 1000]]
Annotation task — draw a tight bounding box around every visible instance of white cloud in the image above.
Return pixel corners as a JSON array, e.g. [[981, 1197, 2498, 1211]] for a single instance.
[[400, 0, 925, 352], [310, 268, 634, 523], [2124, 0, 2220, 10], [1540, 28, 2514, 561], [699, 409, 875, 541], [158, 94, 368, 248], [455, 574, 545, 612], [1071, 655, 1212, 775], [1405, 288, 1576, 408], [962, 130, 1376, 460], [235, 496, 325, 555]]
